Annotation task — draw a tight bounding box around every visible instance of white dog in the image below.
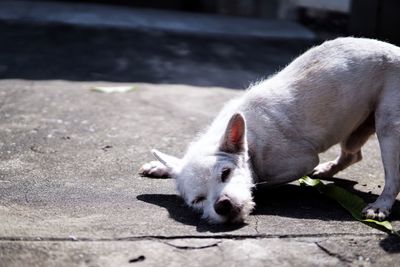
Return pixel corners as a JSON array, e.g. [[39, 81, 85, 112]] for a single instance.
[[139, 37, 400, 224]]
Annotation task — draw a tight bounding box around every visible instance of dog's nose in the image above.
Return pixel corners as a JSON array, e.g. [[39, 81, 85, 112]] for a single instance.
[[214, 196, 239, 218]]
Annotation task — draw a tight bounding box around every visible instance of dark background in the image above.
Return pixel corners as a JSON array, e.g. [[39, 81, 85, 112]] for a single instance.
[[44, 0, 400, 44]]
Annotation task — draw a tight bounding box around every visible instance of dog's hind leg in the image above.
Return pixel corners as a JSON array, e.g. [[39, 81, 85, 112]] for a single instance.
[[312, 114, 375, 178], [363, 77, 400, 220], [312, 150, 362, 178], [362, 131, 400, 220]]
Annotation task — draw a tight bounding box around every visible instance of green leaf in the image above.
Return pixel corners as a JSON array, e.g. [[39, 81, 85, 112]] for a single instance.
[[299, 176, 400, 236], [91, 85, 138, 93]]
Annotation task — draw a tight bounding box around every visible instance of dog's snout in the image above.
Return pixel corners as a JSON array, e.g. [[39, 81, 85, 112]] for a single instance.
[[214, 197, 232, 216], [214, 196, 240, 218]]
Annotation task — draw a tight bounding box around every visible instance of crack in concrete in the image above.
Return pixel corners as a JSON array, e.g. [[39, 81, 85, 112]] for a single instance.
[[160, 240, 221, 250], [0, 232, 387, 242], [254, 215, 260, 234], [216, 241, 226, 264], [24, 188, 30, 204], [315, 242, 352, 264]]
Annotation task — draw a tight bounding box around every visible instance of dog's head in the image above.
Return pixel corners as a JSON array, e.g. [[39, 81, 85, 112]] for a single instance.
[[152, 113, 255, 224]]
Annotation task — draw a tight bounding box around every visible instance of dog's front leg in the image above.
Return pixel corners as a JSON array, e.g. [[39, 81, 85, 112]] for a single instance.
[[139, 161, 172, 178], [139, 149, 182, 178]]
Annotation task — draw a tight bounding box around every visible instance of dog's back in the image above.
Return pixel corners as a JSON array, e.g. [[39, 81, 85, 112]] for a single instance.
[[243, 37, 400, 153]]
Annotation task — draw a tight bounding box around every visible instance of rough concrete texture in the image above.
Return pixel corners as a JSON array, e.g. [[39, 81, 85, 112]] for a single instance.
[[0, 14, 400, 267]]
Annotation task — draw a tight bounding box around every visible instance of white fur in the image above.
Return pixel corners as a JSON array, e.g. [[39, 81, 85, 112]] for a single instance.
[[140, 37, 400, 223]]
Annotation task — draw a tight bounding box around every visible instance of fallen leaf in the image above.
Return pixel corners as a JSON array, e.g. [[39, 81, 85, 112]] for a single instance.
[[299, 176, 400, 237], [91, 85, 138, 93]]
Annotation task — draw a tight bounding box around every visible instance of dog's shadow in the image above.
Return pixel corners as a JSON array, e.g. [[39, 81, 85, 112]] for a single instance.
[[253, 176, 400, 221], [137, 176, 400, 233], [136, 194, 246, 233]]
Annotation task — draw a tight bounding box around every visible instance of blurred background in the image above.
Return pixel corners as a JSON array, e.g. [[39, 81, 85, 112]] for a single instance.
[[11, 0, 400, 41], [53, 0, 400, 41], [1, 0, 399, 88]]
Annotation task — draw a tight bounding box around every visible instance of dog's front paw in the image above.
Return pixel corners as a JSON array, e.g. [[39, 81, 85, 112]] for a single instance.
[[139, 161, 171, 178], [362, 203, 390, 221]]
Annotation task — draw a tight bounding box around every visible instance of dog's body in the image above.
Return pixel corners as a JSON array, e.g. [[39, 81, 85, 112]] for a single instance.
[[140, 37, 400, 223]]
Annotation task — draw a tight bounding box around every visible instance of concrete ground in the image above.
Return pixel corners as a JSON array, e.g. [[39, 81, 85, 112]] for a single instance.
[[0, 2, 400, 267]]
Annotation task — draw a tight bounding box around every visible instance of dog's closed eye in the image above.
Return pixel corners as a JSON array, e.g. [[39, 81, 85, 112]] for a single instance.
[[192, 196, 206, 205], [221, 168, 231, 182]]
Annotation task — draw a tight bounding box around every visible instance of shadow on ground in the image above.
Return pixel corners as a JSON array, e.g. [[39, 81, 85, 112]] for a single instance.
[[136, 194, 246, 233], [137, 176, 400, 233], [253, 177, 400, 221], [380, 235, 400, 253], [0, 22, 315, 89]]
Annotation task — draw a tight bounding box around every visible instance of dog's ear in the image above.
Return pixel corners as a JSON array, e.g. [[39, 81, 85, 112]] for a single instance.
[[219, 113, 247, 154], [151, 149, 182, 174]]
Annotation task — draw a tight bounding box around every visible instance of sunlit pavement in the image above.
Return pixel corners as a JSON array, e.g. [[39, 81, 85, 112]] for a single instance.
[[0, 2, 399, 266]]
